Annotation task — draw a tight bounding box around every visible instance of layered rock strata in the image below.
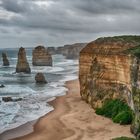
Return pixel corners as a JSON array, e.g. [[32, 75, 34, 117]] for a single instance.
[[79, 36, 140, 138], [2, 52, 9, 66], [16, 47, 31, 73], [47, 43, 87, 59], [32, 46, 52, 66]]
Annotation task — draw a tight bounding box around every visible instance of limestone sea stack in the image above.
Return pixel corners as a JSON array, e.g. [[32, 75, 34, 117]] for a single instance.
[[32, 46, 52, 66], [47, 43, 87, 59], [2, 52, 9, 66], [35, 72, 47, 84], [16, 47, 31, 73], [79, 36, 140, 138]]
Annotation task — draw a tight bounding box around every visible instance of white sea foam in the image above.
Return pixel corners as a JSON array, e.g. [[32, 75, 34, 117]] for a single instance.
[[0, 52, 79, 134], [31, 66, 64, 73], [60, 75, 78, 82], [0, 102, 20, 133], [54, 59, 78, 66], [0, 85, 36, 97], [0, 82, 68, 134], [0, 101, 54, 134]]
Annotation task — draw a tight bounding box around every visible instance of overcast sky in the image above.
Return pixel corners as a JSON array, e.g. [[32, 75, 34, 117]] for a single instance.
[[0, 0, 140, 48]]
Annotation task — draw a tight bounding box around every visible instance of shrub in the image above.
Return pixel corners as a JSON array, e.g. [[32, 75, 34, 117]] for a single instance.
[[112, 136, 137, 140], [95, 108, 104, 115], [113, 111, 133, 125], [95, 99, 133, 125]]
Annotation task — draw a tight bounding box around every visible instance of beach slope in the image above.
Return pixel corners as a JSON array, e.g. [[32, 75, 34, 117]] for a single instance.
[[1, 79, 134, 140]]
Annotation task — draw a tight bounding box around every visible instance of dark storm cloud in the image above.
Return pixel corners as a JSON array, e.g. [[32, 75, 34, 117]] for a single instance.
[[0, 0, 30, 13], [0, 0, 140, 47]]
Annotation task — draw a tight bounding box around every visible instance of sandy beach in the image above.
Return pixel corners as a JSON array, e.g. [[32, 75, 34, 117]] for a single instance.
[[0, 79, 134, 140]]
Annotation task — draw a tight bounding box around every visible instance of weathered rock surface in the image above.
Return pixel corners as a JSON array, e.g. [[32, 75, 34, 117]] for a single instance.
[[32, 46, 52, 66], [2, 52, 9, 66], [35, 72, 47, 84], [79, 36, 140, 138], [16, 47, 31, 73], [47, 43, 87, 59]]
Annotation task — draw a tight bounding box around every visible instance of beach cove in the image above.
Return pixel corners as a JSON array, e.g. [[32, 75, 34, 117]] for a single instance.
[[0, 80, 134, 140]]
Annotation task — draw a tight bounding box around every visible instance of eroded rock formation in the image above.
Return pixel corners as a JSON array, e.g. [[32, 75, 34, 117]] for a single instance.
[[47, 43, 87, 59], [16, 47, 31, 73], [32, 46, 52, 66], [79, 36, 140, 138], [2, 52, 9, 66], [35, 72, 47, 84]]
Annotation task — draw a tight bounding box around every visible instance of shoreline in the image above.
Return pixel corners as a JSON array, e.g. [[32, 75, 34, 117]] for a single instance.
[[0, 79, 135, 140], [0, 79, 75, 140]]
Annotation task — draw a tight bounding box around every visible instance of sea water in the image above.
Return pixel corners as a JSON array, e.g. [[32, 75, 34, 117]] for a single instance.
[[0, 48, 78, 133]]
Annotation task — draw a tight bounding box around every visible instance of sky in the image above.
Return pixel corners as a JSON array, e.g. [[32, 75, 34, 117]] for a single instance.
[[0, 0, 140, 48]]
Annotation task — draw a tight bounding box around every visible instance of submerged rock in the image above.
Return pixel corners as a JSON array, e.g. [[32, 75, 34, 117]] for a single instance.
[[79, 35, 140, 138], [2, 97, 13, 102], [32, 46, 52, 66], [2, 97, 22, 102], [0, 84, 5, 88], [35, 72, 47, 84], [16, 47, 31, 73], [2, 52, 9, 66]]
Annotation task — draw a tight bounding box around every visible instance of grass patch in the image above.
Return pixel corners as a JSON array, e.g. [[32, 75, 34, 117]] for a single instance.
[[110, 35, 140, 43], [112, 136, 137, 140], [97, 35, 140, 43], [113, 111, 133, 125], [124, 45, 140, 58], [95, 99, 133, 125]]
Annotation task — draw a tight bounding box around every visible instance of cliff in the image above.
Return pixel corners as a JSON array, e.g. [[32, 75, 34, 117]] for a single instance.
[[47, 43, 87, 59], [16, 47, 31, 73], [2, 52, 9, 66], [32, 46, 52, 66], [79, 36, 140, 138]]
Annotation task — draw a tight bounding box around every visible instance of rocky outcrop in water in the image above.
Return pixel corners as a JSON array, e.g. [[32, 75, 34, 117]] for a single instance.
[[47, 43, 87, 59], [2, 52, 9, 66], [0, 84, 5, 88], [16, 47, 31, 73], [2, 97, 13, 102], [2, 97, 22, 102], [35, 72, 47, 84], [79, 36, 140, 138], [32, 46, 52, 66]]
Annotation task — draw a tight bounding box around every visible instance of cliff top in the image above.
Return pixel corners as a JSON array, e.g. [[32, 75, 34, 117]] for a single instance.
[[81, 35, 140, 56], [34, 46, 46, 50], [33, 45, 51, 55], [95, 35, 140, 44]]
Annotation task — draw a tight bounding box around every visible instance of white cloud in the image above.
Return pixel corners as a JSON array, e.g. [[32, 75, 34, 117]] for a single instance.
[[0, 0, 140, 48]]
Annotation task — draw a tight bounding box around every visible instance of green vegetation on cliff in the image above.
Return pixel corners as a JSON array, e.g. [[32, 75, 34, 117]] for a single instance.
[[97, 35, 140, 43], [125, 45, 140, 58], [112, 137, 137, 140], [95, 99, 133, 125]]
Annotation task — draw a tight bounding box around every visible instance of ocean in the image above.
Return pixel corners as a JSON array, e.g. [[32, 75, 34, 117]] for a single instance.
[[0, 48, 78, 134]]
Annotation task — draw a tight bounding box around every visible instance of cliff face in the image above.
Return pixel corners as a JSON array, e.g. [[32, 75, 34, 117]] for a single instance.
[[47, 43, 87, 59], [32, 46, 52, 66], [2, 52, 9, 66], [16, 47, 31, 73], [79, 36, 140, 138]]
